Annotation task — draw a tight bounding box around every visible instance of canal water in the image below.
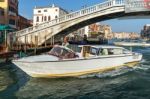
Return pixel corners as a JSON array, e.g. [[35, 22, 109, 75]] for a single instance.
[[0, 47, 150, 99]]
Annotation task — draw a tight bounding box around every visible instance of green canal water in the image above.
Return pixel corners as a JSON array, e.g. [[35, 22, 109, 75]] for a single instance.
[[0, 47, 150, 99]]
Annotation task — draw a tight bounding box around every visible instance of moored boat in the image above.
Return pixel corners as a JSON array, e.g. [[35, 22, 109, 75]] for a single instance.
[[12, 45, 142, 78], [114, 40, 150, 47]]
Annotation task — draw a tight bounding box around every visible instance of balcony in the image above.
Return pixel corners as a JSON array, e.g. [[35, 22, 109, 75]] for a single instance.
[[8, 11, 17, 16], [9, 24, 16, 29]]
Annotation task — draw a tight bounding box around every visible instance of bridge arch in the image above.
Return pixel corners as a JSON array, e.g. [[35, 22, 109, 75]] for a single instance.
[[13, 0, 150, 46]]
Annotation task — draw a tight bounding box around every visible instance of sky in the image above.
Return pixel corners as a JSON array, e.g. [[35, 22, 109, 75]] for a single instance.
[[19, 0, 150, 33]]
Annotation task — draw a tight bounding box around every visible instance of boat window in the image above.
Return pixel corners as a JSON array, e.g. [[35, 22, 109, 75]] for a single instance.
[[49, 47, 64, 57], [99, 48, 132, 55], [61, 49, 68, 56], [90, 47, 97, 55], [99, 48, 123, 55], [49, 46, 77, 59], [74, 46, 82, 53], [101, 49, 108, 55], [111, 49, 123, 55], [123, 49, 131, 54]]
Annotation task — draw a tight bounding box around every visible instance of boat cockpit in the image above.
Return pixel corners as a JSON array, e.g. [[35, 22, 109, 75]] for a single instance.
[[78, 45, 132, 58], [48, 46, 78, 59], [48, 45, 132, 59]]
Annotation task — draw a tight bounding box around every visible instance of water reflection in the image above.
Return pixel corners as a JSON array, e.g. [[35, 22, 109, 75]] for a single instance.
[[16, 70, 136, 99], [0, 47, 150, 99], [0, 64, 14, 92], [15, 52, 150, 99]]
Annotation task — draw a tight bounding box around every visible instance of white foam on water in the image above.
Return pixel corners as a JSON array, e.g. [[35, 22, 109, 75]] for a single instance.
[[78, 66, 133, 79], [78, 60, 150, 79], [134, 64, 150, 71], [141, 59, 146, 63], [96, 67, 133, 78]]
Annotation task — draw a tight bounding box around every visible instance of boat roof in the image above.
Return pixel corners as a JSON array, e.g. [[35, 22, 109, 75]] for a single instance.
[[53, 45, 74, 52], [78, 45, 123, 49]]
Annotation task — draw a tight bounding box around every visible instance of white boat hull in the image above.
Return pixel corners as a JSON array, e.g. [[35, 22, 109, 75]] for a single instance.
[[13, 54, 142, 78], [114, 42, 150, 47]]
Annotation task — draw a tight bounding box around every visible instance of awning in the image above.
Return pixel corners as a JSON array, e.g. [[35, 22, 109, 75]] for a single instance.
[[0, 25, 14, 31]]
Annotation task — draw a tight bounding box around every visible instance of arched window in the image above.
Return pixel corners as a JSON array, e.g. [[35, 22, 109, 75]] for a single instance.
[[44, 16, 47, 21], [36, 16, 39, 22], [48, 16, 51, 21]]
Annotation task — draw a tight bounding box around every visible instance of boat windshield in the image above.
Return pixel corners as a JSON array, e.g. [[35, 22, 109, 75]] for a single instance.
[[48, 46, 77, 59]]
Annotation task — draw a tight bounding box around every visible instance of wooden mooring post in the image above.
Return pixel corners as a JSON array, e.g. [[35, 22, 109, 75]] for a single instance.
[[45, 35, 47, 47], [34, 36, 38, 55], [51, 36, 54, 46], [24, 35, 27, 53]]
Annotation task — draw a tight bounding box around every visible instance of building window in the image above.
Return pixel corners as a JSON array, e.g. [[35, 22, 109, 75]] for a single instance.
[[44, 10, 47, 12], [55, 9, 58, 12], [44, 16, 47, 21], [42, 16, 43, 22], [9, 6, 16, 13], [9, 19, 16, 25], [55, 15, 58, 19], [0, 10, 4, 16], [48, 16, 51, 21], [0, 0, 4, 2], [38, 10, 41, 13], [1, 11, 4, 15], [10, 0, 17, 3], [36, 16, 39, 22]]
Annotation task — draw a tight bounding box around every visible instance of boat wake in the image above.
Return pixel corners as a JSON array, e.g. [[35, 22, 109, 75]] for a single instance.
[[134, 57, 150, 71], [135, 65, 150, 71], [78, 66, 133, 79], [79, 59, 150, 79]]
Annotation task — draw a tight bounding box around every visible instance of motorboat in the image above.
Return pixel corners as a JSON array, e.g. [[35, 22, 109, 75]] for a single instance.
[[12, 45, 142, 78], [114, 40, 150, 47]]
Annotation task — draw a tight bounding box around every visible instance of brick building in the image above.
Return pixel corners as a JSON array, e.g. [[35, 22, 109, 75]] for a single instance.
[[0, 0, 32, 30], [17, 15, 32, 30]]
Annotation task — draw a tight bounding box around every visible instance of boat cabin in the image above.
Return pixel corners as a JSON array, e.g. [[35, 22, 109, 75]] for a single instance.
[[78, 45, 131, 57], [48, 45, 131, 59]]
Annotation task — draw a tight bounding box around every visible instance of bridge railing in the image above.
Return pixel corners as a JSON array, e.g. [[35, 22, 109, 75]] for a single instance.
[[14, 0, 124, 37]]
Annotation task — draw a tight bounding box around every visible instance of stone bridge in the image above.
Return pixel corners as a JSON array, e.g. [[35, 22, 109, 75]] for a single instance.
[[12, 0, 150, 46]]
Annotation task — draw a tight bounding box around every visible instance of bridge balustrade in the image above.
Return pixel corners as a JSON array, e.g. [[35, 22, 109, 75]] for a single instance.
[[127, 1, 146, 8], [15, 0, 124, 38], [115, 0, 124, 5], [12, 0, 134, 46]]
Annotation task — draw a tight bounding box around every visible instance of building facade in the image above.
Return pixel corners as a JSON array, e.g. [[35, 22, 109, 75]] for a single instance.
[[0, 0, 32, 30], [68, 23, 112, 40], [0, 7, 5, 25], [17, 15, 32, 30], [0, 0, 18, 29], [113, 32, 140, 39], [141, 24, 150, 40], [33, 4, 68, 25], [85, 23, 112, 39], [99, 24, 112, 39]]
